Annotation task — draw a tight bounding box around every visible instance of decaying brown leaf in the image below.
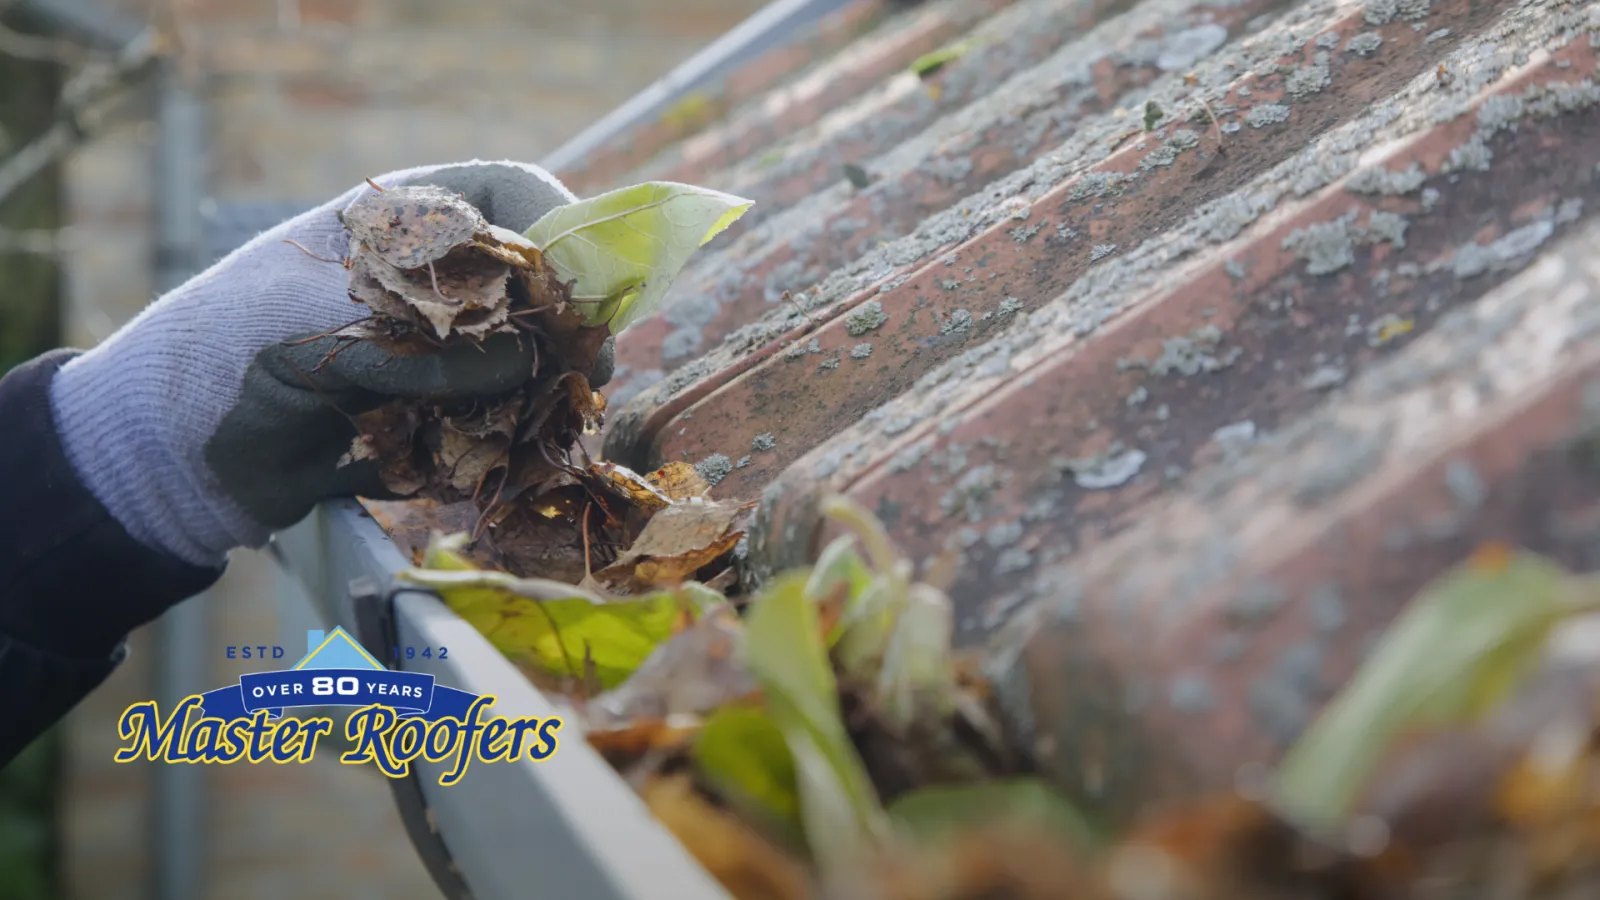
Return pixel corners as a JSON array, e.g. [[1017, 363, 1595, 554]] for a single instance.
[[843, 824, 1091, 900], [596, 499, 751, 590], [585, 460, 677, 512], [643, 773, 813, 900]]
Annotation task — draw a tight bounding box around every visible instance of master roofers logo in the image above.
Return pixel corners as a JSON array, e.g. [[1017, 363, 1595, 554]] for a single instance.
[[114, 627, 560, 785]]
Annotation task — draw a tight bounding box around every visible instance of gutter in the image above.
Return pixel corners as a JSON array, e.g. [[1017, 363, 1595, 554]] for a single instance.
[[540, 0, 864, 174]]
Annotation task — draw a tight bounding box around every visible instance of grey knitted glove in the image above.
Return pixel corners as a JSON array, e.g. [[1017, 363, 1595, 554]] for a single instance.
[[50, 160, 614, 568]]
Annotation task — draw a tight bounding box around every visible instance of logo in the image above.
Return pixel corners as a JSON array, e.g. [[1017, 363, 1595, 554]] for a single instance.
[[114, 627, 561, 785]]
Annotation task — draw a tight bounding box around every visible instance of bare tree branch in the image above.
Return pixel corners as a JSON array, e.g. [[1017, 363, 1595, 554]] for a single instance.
[[0, 18, 90, 65], [0, 26, 164, 209]]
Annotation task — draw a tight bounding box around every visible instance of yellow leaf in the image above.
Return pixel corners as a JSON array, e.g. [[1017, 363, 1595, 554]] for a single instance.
[[401, 535, 694, 689]]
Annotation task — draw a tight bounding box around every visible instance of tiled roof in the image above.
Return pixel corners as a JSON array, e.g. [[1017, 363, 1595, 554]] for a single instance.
[[542, 0, 1600, 813]]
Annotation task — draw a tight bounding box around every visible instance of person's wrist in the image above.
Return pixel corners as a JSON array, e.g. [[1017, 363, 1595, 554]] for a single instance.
[[49, 315, 265, 568]]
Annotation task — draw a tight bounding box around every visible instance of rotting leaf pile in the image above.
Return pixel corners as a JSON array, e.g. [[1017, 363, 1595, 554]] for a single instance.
[[322, 178, 751, 578], [403, 504, 1600, 899]]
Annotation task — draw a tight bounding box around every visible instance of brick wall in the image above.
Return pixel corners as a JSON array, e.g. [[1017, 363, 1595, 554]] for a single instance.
[[55, 1, 765, 896]]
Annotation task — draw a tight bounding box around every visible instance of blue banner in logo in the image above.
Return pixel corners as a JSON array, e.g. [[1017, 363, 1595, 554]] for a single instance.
[[239, 669, 436, 715], [198, 669, 469, 721]]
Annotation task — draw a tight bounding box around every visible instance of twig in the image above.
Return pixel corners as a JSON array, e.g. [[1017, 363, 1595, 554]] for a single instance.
[[425, 259, 457, 304], [0, 27, 163, 209], [781, 289, 816, 327], [282, 238, 345, 265], [1192, 92, 1225, 150], [365, 177, 387, 192], [581, 501, 594, 580]]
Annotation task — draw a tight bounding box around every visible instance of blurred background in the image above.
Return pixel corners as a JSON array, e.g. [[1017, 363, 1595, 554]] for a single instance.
[[0, 0, 771, 897]]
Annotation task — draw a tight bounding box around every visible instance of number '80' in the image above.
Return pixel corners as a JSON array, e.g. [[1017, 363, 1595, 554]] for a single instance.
[[311, 676, 360, 696]]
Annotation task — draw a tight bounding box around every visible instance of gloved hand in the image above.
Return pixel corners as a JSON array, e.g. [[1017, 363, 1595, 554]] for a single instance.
[[49, 160, 614, 568]]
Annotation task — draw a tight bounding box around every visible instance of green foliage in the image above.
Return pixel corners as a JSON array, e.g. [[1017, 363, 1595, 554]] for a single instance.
[[909, 41, 974, 79], [743, 572, 892, 871], [887, 779, 1099, 848], [522, 182, 752, 334], [400, 535, 716, 689], [1277, 548, 1587, 828], [0, 729, 62, 900], [693, 707, 804, 848]]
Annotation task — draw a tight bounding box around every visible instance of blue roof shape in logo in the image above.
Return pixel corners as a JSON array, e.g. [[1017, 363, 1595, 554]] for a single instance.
[[292, 627, 385, 672]]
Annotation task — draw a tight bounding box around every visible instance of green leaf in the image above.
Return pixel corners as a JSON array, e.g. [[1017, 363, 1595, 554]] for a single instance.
[[399, 537, 693, 689], [888, 779, 1099, 847], [1276, 548, 1581, 828], [523, 181, 753, 333], [744, 571, 892, 871], [804, 535, 873, 642], [694, 707, 803, 846], [874, 584, 957, 732], [678, 580, 735, 617], [909, 41, 973, 79], [832, 573, 898, 677]]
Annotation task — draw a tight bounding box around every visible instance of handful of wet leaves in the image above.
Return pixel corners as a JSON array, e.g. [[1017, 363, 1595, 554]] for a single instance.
[[321, 177, 751, 575]]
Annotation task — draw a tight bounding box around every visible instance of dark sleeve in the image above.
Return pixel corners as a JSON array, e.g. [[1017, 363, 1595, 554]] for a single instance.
[[0, 350, 225, 769]]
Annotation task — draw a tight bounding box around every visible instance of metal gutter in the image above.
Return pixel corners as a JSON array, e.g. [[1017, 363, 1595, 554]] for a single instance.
[[272, 504, 731, 900], [539, 0, 863, 174]]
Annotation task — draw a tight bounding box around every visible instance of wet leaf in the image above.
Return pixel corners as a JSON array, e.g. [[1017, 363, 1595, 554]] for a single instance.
[[597, 500, 749, 590], [1277, 546, 1583, 828], [641, 773, 812, 900], [832, 573, 901, 684], [873, 583, 957, 735], [694, 707, 805, 847], [435, 424, 510, 495], [744, 571, 892, 874], [342, 184, 486, 270], [345, 402, 427, 495], [587, 608, 757, 730], [1103, 794, 1385, 900], [564, 372, 605, 435], [399, 535, 697, 689], [853, 824, 1089, 900], [587, 461, 675, 511], [804, 535, 874, 644], [888, 779, 1097, 848], [585, 718, 701, 771], [645, 461, 713, 502], [364, 244, 513, 340], [522, 182, 753, 333]]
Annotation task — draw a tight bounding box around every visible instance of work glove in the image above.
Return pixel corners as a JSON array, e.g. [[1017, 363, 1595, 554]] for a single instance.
[[49, 160, 615, 569]]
